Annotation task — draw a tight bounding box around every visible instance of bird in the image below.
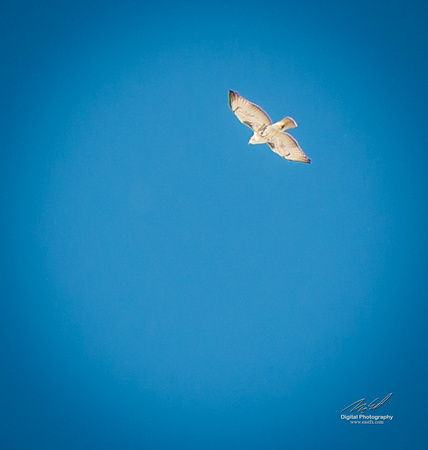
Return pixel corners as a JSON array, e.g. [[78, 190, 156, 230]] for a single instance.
[[228, 90, 311, 163]]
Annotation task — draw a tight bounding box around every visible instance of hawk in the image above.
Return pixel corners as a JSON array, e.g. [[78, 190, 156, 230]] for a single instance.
[[228, 90, 311, 163]]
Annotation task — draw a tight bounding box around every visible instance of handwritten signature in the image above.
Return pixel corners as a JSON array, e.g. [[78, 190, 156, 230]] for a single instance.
[[341, 393, 393, 413]]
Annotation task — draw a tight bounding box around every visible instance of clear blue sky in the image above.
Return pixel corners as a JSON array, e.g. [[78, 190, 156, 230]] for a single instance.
[[1, 0, 427, 448]]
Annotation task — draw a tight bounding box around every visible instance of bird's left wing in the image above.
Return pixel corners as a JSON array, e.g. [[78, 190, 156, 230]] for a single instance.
[[229, 90, 272, 132], [267, 133, 311, 164]]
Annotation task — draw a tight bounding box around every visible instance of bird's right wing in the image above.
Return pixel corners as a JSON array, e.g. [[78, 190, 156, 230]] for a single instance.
[[229, 90, 272, 133], [267, 133, 311, 163]]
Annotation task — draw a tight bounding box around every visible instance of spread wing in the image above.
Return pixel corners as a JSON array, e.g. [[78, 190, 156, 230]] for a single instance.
[[229, 90, 271, 133], [267, 133, 311, 164]]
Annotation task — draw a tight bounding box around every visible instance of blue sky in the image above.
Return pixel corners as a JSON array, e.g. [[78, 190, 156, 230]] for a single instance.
[[1, 0, 427, 448]]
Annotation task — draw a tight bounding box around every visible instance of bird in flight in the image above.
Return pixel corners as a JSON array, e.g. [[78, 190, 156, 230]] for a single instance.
[[228, 90, 311, 163]]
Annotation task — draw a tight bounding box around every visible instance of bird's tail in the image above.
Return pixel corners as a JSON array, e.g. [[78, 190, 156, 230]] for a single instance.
[[275, 117, 297, 131], [266, 117, 298, 139]]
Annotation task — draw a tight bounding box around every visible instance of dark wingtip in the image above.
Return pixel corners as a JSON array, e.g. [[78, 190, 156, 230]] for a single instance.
[[228, 90, 237, 108]]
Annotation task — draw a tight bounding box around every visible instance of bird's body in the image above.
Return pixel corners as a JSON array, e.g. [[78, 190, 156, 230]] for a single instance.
[[228, 90, 311, 164]]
